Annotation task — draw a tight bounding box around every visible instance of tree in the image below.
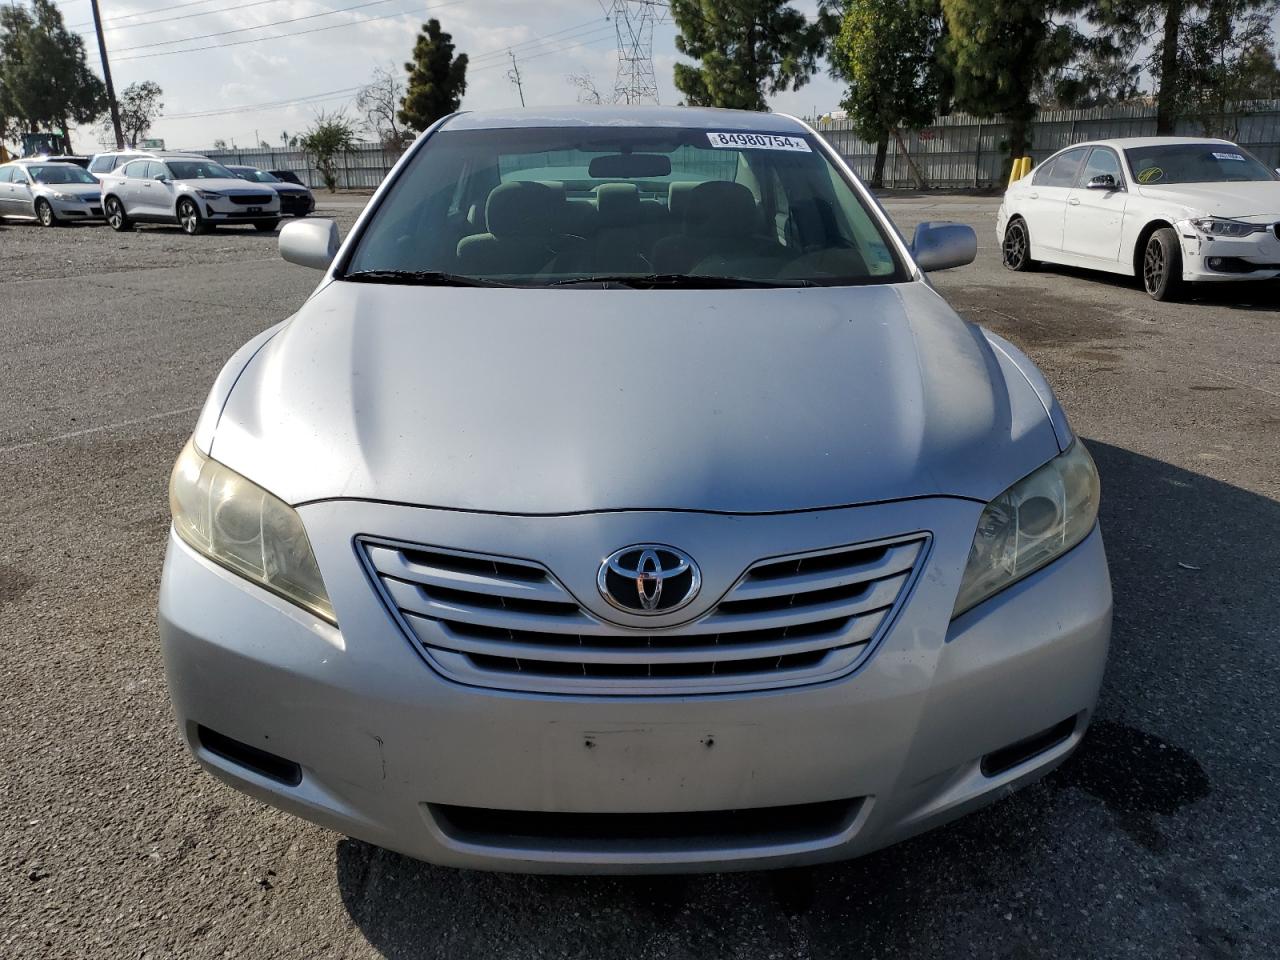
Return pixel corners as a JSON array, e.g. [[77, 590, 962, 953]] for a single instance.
[[669, 0, 827, 110], [117, 80, 163, 148], [834, 0, 941, 188], [357, 63, 410, 150], [1089, 0, 1277, 133], [0, 0, 105, 152], [399, 19, 467, 133], [300, 110, 356, 192], [941, 0, 1081, 164], [1174, 0, 1280, 136], [567, 73, 609, 104], [1036, 36, 1144, 108]]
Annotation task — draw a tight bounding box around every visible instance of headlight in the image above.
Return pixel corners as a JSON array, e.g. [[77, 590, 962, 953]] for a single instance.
[[196, 189, 223, 200], [1192, 217, 1265, 238], [953, 441, 1100, 618], [169, 439, 335, 623], [50, 191, 76, 200]]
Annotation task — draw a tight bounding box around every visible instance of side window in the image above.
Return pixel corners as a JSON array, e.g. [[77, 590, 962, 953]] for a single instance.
[[1079, 147, 1122, 185], [1031, 158, 1057, 186], [1043, 148, 1088, 188], [10, 167, 29, 184], [0, 167, 12, 183], [90, 154, 115, 173], [147, 161, 167, 179]]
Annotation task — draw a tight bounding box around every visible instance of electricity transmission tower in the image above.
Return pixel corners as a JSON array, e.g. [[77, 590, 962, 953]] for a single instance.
[[610, 1, 660, 104]]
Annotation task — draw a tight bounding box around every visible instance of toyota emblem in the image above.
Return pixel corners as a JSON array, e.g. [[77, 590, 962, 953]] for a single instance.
[[597, 545, 701, 615]]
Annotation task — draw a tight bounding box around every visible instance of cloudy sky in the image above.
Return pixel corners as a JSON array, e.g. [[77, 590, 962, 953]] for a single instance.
[[52, 0, 844, 151]]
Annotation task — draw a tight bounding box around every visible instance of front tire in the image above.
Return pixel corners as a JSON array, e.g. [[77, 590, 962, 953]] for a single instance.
[[1002, 217, 1036, 271], [1142, 227, 1183, 301], [178, 198, 209, 235], [36, 199, 58, 227], [104, 196, 132, 232], [253, 220, 280, 232]]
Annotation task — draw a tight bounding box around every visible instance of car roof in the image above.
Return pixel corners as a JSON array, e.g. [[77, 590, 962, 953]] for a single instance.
[[13, 158, 83, 165], [1053, 136, 1237, 153], [441, 105, 810, 133]]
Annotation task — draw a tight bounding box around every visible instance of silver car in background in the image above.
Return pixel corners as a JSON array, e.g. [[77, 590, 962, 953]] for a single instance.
[[0, 160, 104, 226], [160, 106, 1111, 874], [101, 155, 280, 235]]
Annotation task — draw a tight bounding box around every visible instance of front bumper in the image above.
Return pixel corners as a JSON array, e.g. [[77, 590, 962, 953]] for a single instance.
[[160, 497, 1112, 874], [1177, 219, 1280, 281], [49, 195, 104, 220], [200, 195, 280, 223]]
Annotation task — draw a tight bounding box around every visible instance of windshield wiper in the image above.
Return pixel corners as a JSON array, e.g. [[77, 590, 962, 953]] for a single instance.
[[546, 273, 816, 289], [340, 270, 514, 288]]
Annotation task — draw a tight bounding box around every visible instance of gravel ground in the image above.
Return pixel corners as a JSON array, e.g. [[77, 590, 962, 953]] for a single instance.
[[1, 194, 1277, 959]]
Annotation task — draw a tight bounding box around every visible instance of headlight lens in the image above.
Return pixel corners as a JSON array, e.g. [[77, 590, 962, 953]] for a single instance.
[[169, 439, 335, 623], [196, 189, 223, 200], [953, 441, 1100, 618], [1192, 217, 1264, 238]]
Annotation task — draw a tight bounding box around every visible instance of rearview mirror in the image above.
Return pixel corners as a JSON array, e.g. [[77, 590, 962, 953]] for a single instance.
[[588, 153, 672, 178], [279, 218, 340, 270], [911, 221, 977, 272], [1086, 174, 1117, 190]]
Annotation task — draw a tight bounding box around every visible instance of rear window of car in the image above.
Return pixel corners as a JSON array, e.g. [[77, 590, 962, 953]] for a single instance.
[[343, 125, 908, 288]]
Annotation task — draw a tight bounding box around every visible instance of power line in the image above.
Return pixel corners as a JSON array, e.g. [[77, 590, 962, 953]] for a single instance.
[[68, 0, 277, 30], [466, 17, 602, 61], [166, 85, 364, 118], [82, 0, 306, 33], [111, 0, 400, 52], [470, 28, 616, 73], [114, 0, 461, 61], [470, 22, 615, 66]]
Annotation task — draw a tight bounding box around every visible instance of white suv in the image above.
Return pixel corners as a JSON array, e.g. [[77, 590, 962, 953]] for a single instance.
[[101, 154, 281, 235]]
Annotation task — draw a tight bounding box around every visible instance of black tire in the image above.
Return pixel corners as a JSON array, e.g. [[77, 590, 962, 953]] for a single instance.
[[36, 199, 58, 227], [104, 196, 132, 232], [253, 219, 280, 232], [177, 198, 209, 235], [1142, 227, 1183, 301], [1002, 217, 1036, 271]]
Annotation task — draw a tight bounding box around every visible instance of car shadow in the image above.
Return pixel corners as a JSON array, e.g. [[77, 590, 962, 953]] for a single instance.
[[1026, 262, 1279, 308], [334, 440, 1279, 958]]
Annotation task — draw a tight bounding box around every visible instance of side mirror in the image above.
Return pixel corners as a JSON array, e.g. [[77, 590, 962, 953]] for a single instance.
[[1086, 174, 1117, 190], [911, 221, 977, 272], [280, 218, 340, 270], [153, 174, 168, 183]]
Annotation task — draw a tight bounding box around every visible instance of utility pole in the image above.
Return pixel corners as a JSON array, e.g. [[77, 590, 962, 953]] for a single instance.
[[507, 50, 525, 108], [89, 0, 124, 149]]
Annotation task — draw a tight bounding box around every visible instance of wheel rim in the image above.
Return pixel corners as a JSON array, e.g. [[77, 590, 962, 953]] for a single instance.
[[1143, 239, 1164, 293], [180, 202, 198, 233], [1003, 223, 1026, 268], [38, 202, 52, 226], [107, 200, 122, 229]]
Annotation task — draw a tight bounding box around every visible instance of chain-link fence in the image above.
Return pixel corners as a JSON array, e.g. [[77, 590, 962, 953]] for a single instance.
[[196, 101, 1280, 192]]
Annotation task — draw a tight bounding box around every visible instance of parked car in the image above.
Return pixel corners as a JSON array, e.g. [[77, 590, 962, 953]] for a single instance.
[[87, 148, 209, 181], [225, 165, 314, 217], [998, 136, 1280, 300], [31, 154, 91, 168], [0, 159, 104, 226], [101, 155, 280, 234], [160, 106, 1110, 874], [268, 169, 305, 186]]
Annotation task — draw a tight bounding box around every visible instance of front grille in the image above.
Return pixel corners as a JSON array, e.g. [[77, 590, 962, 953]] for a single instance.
[[361, 533, 927, 695], [279, 193, 311, 213], [228, 193, 273, 206]]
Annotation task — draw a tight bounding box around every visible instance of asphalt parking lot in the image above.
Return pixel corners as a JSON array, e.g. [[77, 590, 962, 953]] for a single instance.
[[2, 194, 1278, 959]]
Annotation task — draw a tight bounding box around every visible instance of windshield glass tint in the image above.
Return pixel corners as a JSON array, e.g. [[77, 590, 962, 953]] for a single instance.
[[167, 160, 234, 180], [29, 164, 97, 184], [1126, 144, 1278, 184], [343, 126, 906, 286]]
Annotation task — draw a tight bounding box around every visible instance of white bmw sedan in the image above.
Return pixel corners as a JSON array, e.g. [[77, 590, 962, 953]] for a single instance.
[[997, 137, 1280, 300]]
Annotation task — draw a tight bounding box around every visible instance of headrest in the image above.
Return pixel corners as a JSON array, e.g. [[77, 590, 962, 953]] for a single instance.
[[485, 181, 559, 237], [595, 182, 640, 227], [667, 181, 699, 221], [685, 181, 758, 236]]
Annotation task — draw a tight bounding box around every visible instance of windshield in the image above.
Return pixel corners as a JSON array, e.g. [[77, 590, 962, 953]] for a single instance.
[[167, 160, 235, 180], [233, 168, 278, 183], [28, 164, 97, 185], [342, 126, 907, 287], [1125, 143, 1278, 185]]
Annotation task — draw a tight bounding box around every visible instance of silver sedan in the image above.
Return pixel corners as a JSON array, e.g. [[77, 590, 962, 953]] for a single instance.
[[160, 106, 1111, 874], [0, 160, 104, 225]]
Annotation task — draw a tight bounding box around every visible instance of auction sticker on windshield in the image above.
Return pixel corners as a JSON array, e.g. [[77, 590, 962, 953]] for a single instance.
[[707, 132, 811, 152]]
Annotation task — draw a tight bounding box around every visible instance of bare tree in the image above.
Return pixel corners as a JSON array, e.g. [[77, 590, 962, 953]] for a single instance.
[[356, 63, 409, 150], [567, 73, 611, 104]]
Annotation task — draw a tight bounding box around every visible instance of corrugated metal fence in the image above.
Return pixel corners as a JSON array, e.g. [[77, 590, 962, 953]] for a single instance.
[[819, 101, 1280, 189], [199, 101, 1280, 191]]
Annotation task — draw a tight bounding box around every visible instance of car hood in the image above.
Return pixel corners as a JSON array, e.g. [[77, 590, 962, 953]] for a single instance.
[[268, 182, 310, 194], [177, 177, 273, 194], [208, 281, 1062, 513], [1136, 181, 1280, 218]]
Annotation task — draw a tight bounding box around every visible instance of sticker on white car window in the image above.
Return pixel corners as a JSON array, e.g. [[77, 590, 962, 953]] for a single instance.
[[1136, 166, 1163, 184], [1212, 152, 1246, 161], [706, 132, 811, 152]]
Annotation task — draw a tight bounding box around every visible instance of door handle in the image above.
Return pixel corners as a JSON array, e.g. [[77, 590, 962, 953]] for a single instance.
[[1068, 198, 1080, 206], [1028, 192, 1038, 199]]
